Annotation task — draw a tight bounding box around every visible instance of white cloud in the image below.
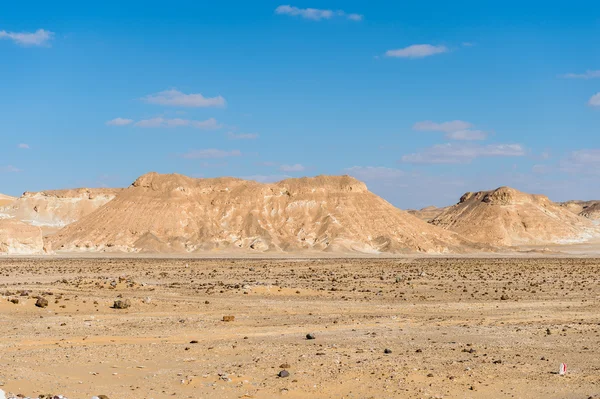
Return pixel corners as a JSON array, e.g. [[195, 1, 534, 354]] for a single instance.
[[280, 164, 305, 172], [560, 149, 600, 174], [413, 120, 488, 141], [0, 165, 22, 173], [385, 44, 448, 59], [142, 89, 226, 108], [589, 93, 600, 107], [134, 117, 221, 129], [401, 143, 526, 164], [0, 28, 54, 46], [227, 132, 259, 140], [445, 129, 488, 141], [344, 166, 406, 180], [413, 120, 472, 133], [562, 70, 600, 79], [181, 149, 241, 159], [275, 5, 363, 21], [17, 143, 30, 149], [106, 117, 134, 126]]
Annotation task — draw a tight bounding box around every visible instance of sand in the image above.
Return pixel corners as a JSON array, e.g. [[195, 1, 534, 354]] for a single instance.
[[1, 257, 599, 398]]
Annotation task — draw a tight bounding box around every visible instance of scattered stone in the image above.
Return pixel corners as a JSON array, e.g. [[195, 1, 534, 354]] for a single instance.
[[306, 333, 316, 340], [190, 340, 199, 344], [279, 363, 290, 369], [500, 294, 509, 300], [112, 299, 131, 309], [384, 348, 392, 354], [222, 315, 235, 322], [278, 370, 290, 378], [35, 297, 49, 308]]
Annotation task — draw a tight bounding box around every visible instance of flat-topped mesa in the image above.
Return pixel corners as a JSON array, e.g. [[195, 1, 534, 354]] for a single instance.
[[131, 172, 368, 195], [49, 172, 478, 254], [432, 186, 599, 246], [459, 187, 548, 206], [21, 188, 121, 200]]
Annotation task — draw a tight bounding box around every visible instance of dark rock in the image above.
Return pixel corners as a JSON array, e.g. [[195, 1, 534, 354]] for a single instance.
[[112, 299, 131, 309], [306, 333, 316, 340], [384, 348, 392, 354], [35, 297, 49, 308], [278, 370, 290, 378]]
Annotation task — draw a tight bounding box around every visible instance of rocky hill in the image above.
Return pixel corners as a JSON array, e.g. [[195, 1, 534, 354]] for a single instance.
[[0, 218, 44, 255], [49, 173, 478, 254], [0, 188, 121, 234], [430, 187, 599, 246]]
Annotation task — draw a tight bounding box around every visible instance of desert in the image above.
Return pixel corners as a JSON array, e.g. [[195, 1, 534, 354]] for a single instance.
[[2, 257, 600, 399], [3, 2, 600, 398]]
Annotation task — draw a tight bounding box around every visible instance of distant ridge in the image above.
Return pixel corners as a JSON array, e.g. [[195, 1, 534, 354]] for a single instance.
[[431, 187, 599, 246]]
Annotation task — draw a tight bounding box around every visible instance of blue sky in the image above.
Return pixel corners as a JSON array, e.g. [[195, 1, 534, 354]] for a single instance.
[[1, 0, 599, 209]]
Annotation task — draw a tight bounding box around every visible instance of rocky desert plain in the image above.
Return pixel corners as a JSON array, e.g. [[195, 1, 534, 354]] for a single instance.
[[2, 173, 600, 398]]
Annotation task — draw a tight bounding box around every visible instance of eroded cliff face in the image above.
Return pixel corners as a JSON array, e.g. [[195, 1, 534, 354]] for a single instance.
[[0, 218, 45, 255], [49, 172, 477, 254], [0, 188, 121, 233]]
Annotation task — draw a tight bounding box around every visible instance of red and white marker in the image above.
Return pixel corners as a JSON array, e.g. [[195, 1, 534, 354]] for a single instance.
[[559, 363, 567, 375]]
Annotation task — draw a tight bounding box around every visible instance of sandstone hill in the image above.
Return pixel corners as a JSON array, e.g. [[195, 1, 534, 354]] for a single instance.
[[560, 200, 600, 221], [49, 172, 478, 254], [0, 188, 121, 234], [0, 218, 44, 255], [407, 206, 447, 222], [430, 187, 599, 246], [0, 193, 15, 208]]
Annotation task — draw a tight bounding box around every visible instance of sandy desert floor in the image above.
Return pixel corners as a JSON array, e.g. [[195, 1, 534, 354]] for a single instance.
[[1, 257, 600, 399]]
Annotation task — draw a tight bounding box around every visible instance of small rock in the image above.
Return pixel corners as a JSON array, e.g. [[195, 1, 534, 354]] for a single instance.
[[384, 348, 392, 354], [190, 340, 199, 344], [278, 370, 290, 378], [279, 363, 291, 369], [35, 297, 49, 308], [222, 315, 235, 322], [112, 299, 131, 309], [306, 333, 316, 340], [500, 294, 509, 300]]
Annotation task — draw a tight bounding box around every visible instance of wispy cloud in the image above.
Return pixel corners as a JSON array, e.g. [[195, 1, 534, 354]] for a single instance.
[[560, 149, 600, 174], [589, 93, 600, 107], [413, 120, 488, 141], [275, 5, 363, 21], [106, 117, 134, 126], [142, 89, 226, 108], [562, 70, 600, 79], [385, 44, 448, 59], [227, 132, 259, 140], [0, 28, 54, 46], [17, 143, 30, 149], [401, 143, 526, 164], [0, 165, 22, 173], [181, 149, 241, 159], [280, 164, 305, 172], [134, 117, 221, 129]]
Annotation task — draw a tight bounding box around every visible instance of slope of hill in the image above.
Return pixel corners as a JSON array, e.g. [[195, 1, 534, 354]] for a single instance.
[[0, 188, 121, 234], [430, 187, 599, 246], [407, 206, 447, 222], [0, 193, 15, 208], [50, 172, 478, 254], [0, 218, 44, 254], [560, 200, 600, 221]]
